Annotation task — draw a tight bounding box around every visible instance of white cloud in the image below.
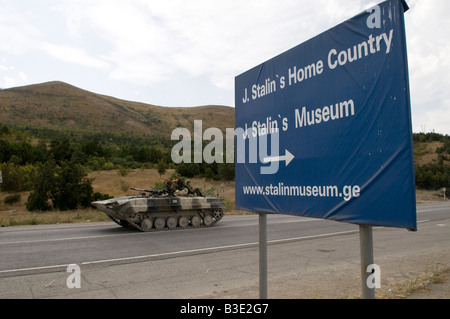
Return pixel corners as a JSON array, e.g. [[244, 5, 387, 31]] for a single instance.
[[2, 76, 17, 88], [0, 5, 42, 55], [0, 62, 28, 89], [19, 72, 28, 82], [50, 3, 83, 40], [72, 0, 378, 90], [0, 0, 449, 134], [414, 100, 450, 135], [1, 0, 398, 91], [40, 43, 110, 70], [405, 0, 450, 134]]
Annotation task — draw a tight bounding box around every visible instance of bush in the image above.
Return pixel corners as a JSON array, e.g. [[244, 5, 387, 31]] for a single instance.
[[4, 194, 21, 205], [26, 189, 52, 211], [26, 159, 94, 211], [92, 192, 113, 201], [218, 163, 235, 181], [175, 162, 200, 178], [0, 163, 36, 192], [117, 166, 131, 176], [102, 161, 115, 170], [51, 161, 93, 211], [119, 180, 130, 192], [415, 164, 450, 189]]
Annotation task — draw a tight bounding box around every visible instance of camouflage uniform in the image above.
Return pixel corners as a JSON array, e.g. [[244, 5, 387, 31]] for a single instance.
[[161, 178, 176, 196], [186, 180, 204, 197]]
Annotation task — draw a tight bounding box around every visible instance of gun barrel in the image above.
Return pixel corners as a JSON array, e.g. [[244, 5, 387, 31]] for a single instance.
[[130, 187, 155, 193]]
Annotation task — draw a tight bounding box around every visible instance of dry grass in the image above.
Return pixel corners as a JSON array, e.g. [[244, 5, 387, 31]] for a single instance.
[[415, 188, 448, 203], [202, 256, 449, 299], [376, 262, 449, 299], [414, 141, 443, 166], [0, 208, 110, 226]]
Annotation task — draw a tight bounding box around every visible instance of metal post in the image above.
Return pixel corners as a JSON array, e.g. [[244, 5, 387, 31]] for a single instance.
[[259, 213, 268, 299], [359, 224, 375, 299]]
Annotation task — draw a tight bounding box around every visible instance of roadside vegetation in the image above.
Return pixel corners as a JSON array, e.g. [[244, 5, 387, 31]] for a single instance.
[[413, 132, 450, 190], [0, 124, 449, 226], [0, 124, 233, 208]]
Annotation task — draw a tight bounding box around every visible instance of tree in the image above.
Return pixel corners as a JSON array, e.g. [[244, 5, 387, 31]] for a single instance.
[[26, 159, 57, 211], [51, 160, 93, 211], [175, 162, 200, 178], [157, 160, 167, 178], [50, 138, 73, 164], [1, 161, 35, 192], [26, 159, 94, 211], [218, 163, 235, 181]]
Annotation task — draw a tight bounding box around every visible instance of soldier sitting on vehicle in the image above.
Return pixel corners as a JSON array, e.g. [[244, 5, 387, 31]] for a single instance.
[[160, 178, 176, 196], [186, 180, 204, 197], [173, 174, 186, 191]]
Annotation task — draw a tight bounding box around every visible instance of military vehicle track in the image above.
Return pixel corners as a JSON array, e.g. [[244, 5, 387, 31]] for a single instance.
[[107, 208, 224, 232]]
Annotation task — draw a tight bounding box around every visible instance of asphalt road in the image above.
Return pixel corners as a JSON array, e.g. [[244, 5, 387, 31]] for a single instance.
[[0, 202, 449, 298]]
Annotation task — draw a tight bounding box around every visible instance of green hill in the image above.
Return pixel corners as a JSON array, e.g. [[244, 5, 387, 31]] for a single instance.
[[0, 81, 234, 136], [413, 133, 450, 190]]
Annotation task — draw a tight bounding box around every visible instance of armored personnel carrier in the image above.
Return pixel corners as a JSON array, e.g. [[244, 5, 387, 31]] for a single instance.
[[92, 187, 226, 232]]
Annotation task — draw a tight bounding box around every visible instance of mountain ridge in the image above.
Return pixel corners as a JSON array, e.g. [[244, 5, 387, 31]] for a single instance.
[[0, 81, 235, 136]]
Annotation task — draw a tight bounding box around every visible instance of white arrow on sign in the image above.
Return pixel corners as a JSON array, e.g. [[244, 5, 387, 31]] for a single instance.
[[262, 149, 295, 166]]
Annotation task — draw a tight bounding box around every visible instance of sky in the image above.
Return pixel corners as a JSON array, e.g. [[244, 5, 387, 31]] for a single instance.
[[1, 0, 449, 135]]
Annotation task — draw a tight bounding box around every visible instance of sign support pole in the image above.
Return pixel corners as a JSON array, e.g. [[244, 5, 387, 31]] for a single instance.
[[259, 213, 268, 299], [359, 224, 375, 299]]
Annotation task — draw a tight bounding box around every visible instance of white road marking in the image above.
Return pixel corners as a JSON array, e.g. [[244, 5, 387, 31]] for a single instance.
[[0, 218, 435, 275]]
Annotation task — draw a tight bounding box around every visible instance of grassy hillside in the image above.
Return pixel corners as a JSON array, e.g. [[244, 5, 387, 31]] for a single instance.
[[414, 140, 449, 166], [0, 81, 234, 136], [0, 81, 449, 226], [413, 133, 450, 191]]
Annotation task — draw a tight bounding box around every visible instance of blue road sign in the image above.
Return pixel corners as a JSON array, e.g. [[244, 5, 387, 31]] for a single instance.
[[235, 0, 416, 230]]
